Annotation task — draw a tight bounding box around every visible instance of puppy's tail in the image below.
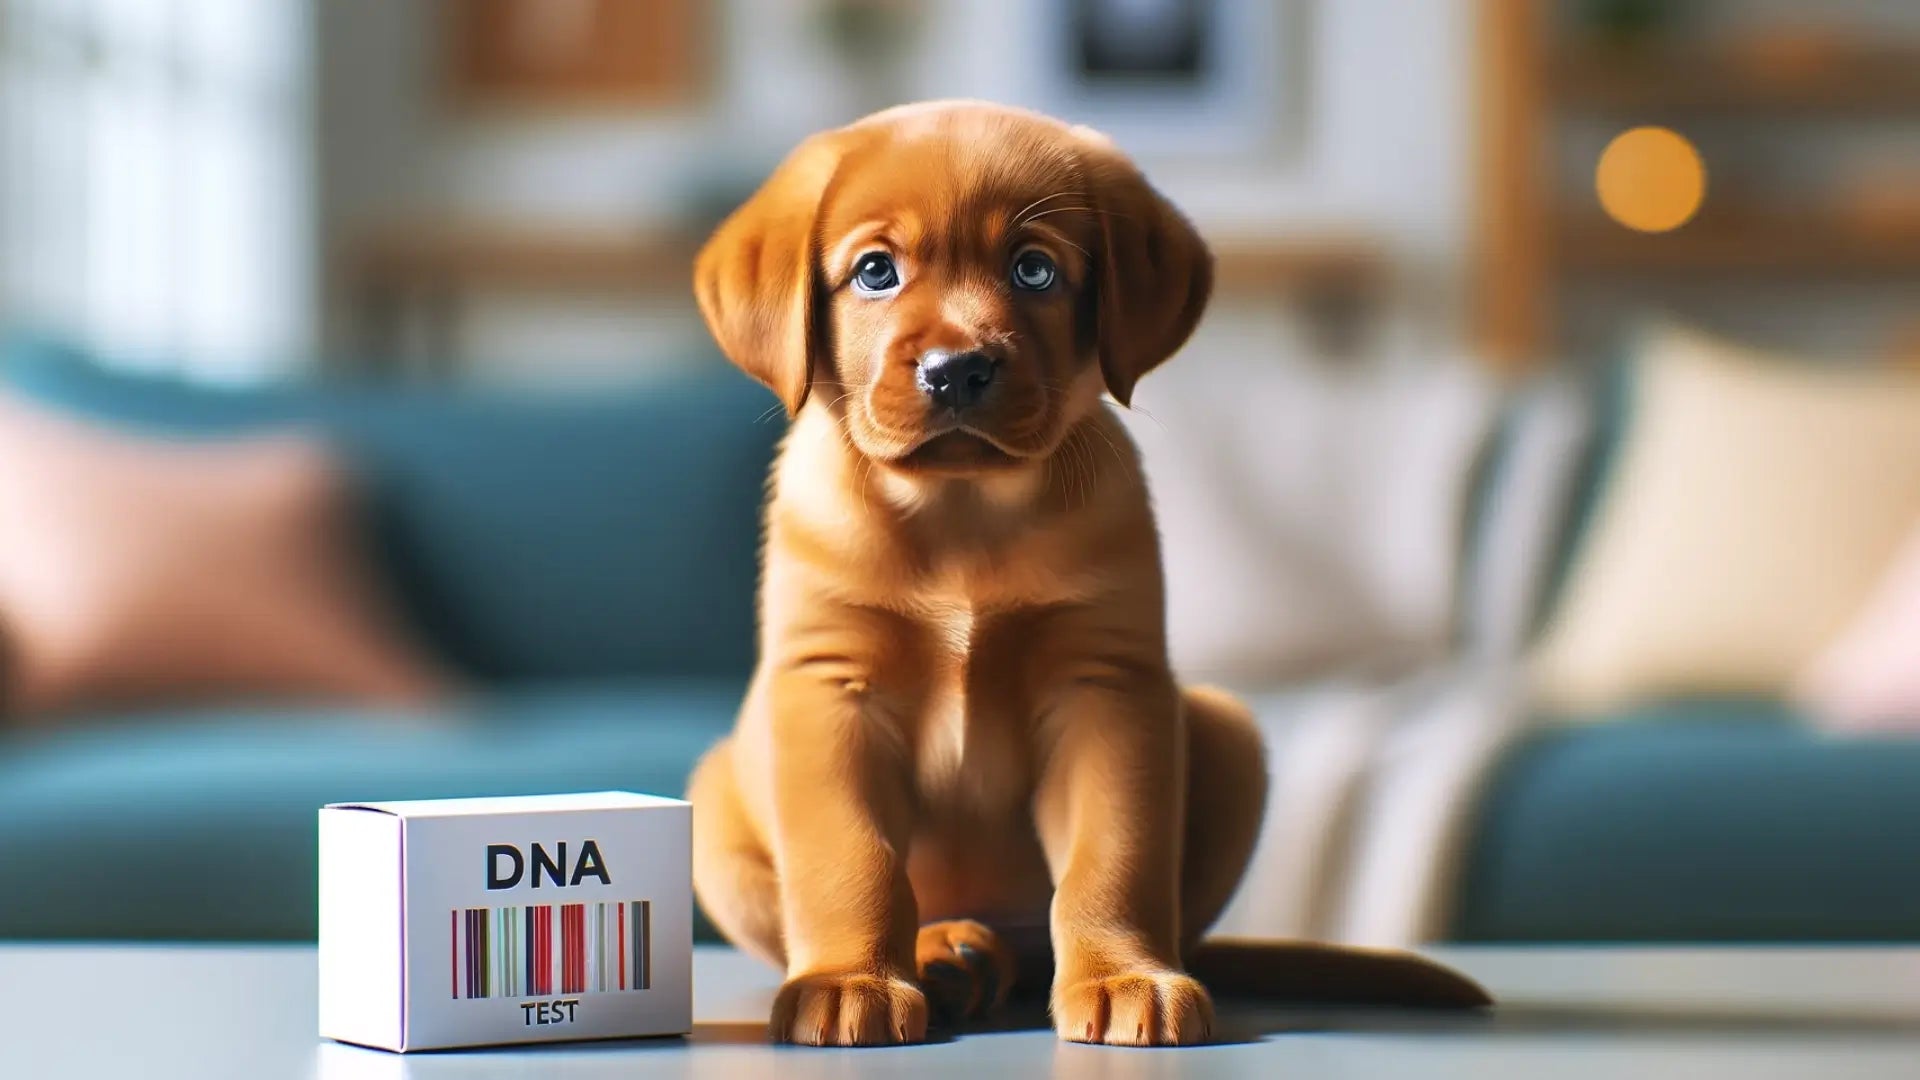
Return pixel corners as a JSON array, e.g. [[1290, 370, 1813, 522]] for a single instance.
[[1186, 939, 1493, 1009]]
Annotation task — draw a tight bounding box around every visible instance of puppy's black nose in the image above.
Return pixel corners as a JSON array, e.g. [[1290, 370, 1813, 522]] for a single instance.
[[917, 350, 997, 409]]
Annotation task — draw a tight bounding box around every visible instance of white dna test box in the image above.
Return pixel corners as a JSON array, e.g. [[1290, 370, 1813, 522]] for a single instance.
[[318, 791, 692, 1051]]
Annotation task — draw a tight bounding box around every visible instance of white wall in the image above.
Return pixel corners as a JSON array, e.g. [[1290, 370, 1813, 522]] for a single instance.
[[316, 0, 1475, 381]]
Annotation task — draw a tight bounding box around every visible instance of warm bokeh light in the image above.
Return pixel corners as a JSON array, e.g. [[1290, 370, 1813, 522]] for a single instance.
[[1596, 126, 1708, 234]]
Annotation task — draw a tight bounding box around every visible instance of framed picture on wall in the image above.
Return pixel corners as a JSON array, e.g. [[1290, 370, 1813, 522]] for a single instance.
[[1072, 0, 1209, 80], [445, 0, 708, 108], [1022, 0, 1307, 161]]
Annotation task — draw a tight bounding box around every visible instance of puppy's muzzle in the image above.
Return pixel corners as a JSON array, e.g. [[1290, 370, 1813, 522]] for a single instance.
[[917, 349, 997, 410]]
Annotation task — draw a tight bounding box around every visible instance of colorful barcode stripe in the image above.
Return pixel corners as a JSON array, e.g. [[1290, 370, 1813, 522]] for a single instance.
[[633, 899, 650, 990], [451, 900, 652, 1000]]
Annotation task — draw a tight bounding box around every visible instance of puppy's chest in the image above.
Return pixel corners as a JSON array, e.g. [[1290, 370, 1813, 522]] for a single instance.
[[862, 537, 1105, 812], [903, 595, 1040, 813]]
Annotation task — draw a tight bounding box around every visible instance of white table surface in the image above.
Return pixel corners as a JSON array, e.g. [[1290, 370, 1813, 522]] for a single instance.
[[5, 943, 1920, 1078]]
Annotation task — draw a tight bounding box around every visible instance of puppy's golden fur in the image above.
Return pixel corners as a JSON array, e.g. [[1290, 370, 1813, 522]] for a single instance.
[[689, 101, 1481, 1049]]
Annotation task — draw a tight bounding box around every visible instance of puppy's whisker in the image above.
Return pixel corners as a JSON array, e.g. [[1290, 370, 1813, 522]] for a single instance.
[[1059, 434, 1077, 512], [1020, 206, 1139, 226], [1076, 433, 1096, 511], [1060, 427, 1089, 512], [1085, 423, 1135, 483], [1012, 190, 1087, 229], [1058, 448, 1085, 514], [1124, 402, 1168, 431], [858, 454, 874, 518], [1051, 436, 1073, 511], [1019, 206, 1098, 223], [1056, 443, 1072, 511], [1086, 423, 1123, 464]]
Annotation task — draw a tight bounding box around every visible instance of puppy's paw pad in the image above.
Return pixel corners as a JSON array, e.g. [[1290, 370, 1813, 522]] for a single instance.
[[915, 919, 1017, 1022], [1053, 970, 1213, 1046], [770, 971, 929, 1047]]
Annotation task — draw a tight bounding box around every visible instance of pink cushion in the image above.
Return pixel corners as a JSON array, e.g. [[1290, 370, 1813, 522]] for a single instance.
[[0, 393, 448, 721], [1796, 517, 1920, 731]]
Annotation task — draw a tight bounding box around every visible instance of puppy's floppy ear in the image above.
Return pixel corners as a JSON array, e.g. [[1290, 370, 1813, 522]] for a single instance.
[[694, 132, 848, 416], [1078, 134, 1214, 406]]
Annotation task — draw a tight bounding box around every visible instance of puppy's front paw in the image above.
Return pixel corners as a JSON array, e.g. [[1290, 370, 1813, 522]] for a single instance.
[[770, 970, 929, 1046], [1053, 970, 1213, 1046]]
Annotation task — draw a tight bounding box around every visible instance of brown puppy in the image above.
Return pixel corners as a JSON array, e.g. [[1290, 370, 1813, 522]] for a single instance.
[[689, 101, 1479, 1049]]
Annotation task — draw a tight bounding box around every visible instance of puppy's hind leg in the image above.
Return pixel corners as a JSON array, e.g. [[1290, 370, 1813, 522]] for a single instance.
[[1175, 688, 1493, 1009], [689, 738, 786, 968], [915, 919, 1019, 1026], [1178, 685, 1267, 949]]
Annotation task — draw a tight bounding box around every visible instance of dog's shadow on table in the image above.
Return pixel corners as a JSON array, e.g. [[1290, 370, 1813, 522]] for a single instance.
[[955, 1000, 1920, 1048], [694, 996, 1920, 1051], [915, 941, 1508, 1046], [1078, 1000, 1920, 1044], [688, 1002, 1471, 1049], [956, 995, 1491, 1047]]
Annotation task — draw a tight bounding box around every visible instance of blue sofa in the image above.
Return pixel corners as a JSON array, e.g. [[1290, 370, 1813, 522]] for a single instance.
[[4, 337, 1919, 944], [0, 338, 774, 940]]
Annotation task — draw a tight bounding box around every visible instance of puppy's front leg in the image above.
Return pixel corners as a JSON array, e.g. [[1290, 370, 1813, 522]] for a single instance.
[[1034, 672, 1212, 1046], [765, 668, 927, 1046]]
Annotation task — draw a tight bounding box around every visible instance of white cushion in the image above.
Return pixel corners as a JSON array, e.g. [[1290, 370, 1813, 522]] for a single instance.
[[1124, 352, 1497, 687], [1533, 327, 1920, 712]]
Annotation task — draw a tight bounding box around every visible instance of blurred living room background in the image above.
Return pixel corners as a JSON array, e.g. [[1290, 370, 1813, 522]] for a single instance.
[[0, 0, 1918, 951]]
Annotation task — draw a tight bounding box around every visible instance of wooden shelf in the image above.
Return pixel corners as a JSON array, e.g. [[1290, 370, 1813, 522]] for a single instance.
[[346, 226, 703, 291], [1210, 236, 1387, 293], [1556, 212, 1920, 276], [343, 225, 1389, 296], [1552, 45, 1920, 113], [1476, 0, 1920, 367], [339, 224, 1391, 375]]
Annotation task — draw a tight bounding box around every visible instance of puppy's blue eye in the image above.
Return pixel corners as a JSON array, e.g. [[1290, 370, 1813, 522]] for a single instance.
[[853, 253, 899, 293], [1011, 251, 1056, 291]]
